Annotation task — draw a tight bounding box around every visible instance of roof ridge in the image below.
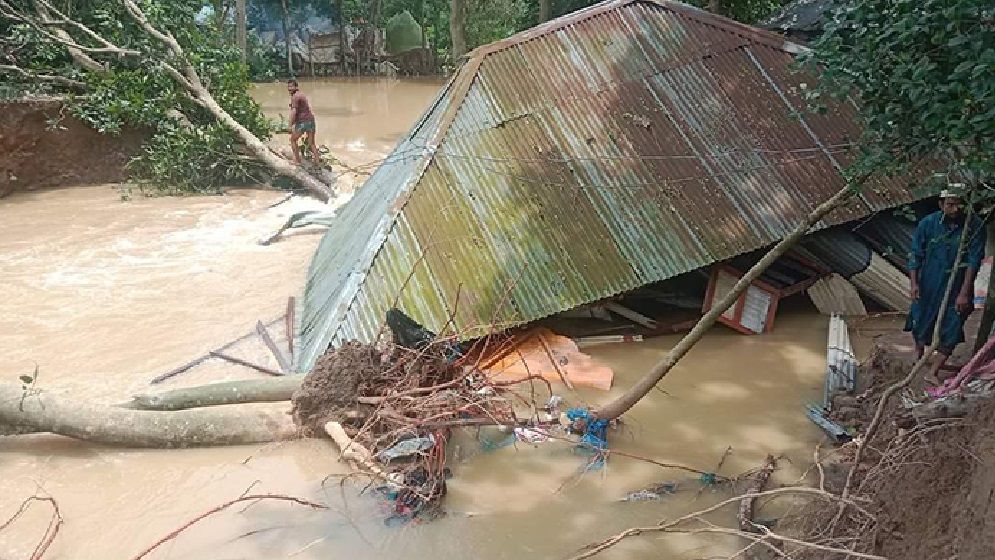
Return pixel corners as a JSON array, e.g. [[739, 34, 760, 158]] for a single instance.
[[464, 0, 807, 61]]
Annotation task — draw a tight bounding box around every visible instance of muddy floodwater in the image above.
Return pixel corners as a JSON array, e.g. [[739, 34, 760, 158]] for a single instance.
[[0, 78, 903, 559]]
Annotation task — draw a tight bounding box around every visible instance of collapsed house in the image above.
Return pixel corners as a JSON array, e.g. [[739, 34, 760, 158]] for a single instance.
[[294, 0, 929, 372]]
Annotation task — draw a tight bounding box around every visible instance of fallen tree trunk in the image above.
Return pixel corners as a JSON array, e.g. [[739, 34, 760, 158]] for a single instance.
[[124, 376, 303, 411], [0, 383, 297, 447]]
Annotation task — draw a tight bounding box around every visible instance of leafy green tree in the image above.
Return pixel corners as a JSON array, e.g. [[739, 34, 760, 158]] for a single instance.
[[804, 0, 994, 180], [1, 0, 331, 197]]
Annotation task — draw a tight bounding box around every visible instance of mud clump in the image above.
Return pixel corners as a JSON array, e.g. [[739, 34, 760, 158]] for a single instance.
[[290, 341, 382, 435], [289, 340, 461, 440]]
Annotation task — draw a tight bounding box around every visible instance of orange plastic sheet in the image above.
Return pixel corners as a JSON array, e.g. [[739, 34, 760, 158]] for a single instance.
[[476, 327, 614, 391]]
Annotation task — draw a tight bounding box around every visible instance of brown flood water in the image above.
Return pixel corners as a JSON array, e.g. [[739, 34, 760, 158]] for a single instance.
[[253, 77, 446, 170], [0, 78, 905, 559]]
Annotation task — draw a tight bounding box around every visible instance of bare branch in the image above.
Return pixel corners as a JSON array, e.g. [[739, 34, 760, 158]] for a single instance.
[[35, 0, 128, 52], [0, 494, 63, 560], [664, 524, 888, 560], [127, 494, 327, 560], [570, 486, 876, 560]]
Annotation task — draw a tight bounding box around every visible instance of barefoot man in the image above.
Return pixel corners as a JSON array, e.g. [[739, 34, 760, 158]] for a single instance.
[[287, 79, 318, 164], [907, 187, 986, 385]]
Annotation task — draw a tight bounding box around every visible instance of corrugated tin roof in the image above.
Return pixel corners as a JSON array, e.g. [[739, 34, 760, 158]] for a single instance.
[[296, 0, 918, 372]]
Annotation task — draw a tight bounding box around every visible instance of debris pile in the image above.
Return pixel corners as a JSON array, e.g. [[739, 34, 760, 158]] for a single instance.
[[290, 333, 547, 522]]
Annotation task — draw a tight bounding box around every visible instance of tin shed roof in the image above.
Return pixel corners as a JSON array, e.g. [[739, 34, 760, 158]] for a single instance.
[[296, 0, 914, 371]]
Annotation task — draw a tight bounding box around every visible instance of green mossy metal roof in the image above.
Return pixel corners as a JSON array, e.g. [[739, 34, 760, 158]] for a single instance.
[[296, 0, 914, 371]]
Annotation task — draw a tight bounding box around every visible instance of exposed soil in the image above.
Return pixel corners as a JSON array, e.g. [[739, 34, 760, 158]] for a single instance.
[[0, 98, 146, 196], [788, 320, 995, 560], [290, 341, 383, 435]]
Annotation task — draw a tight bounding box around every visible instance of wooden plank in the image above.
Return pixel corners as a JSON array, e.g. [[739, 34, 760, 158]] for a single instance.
[[150, 318, 283, 384], [210, 351, 285, 377], [285, 297, 296, 364], [603, 301, 658, 330], [257, 320, 292, 373]]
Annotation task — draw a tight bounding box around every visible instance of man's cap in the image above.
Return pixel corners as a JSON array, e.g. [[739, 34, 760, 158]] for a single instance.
[[940, 183, 966, 199]]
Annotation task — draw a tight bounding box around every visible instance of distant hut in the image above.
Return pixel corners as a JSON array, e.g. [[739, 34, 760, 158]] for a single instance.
[[384, 11, 434, 75], [760, 0, 836, 43]]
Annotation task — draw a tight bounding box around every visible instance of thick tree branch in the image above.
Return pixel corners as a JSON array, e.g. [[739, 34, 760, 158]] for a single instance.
[[35, 0, 128, 52], [0, 0, 135, 72], [120, 0, 202, 87]]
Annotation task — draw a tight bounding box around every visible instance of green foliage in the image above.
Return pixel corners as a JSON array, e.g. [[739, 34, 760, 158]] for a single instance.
[[3, 0, 276, 194], [17, 364, 38, 412], [804, 0, 995, 182], [465, 0, 531, 49], [380, 0, 450, 55], [246, 31, 282, 81], [703, 0, 787, 23], [370, 0, 787, 62], [128, 121, 267, 194]]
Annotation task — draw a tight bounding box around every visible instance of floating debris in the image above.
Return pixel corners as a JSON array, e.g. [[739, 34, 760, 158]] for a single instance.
[[621, 482, 679, 502]]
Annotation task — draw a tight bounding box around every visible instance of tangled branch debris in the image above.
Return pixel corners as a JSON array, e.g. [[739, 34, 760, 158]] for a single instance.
[[290, 336, 549, 519], [570, 485, 879, 560]]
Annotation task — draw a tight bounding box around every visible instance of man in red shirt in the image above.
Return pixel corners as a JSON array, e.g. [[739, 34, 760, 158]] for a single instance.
[[287, 79, 318, 164]]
